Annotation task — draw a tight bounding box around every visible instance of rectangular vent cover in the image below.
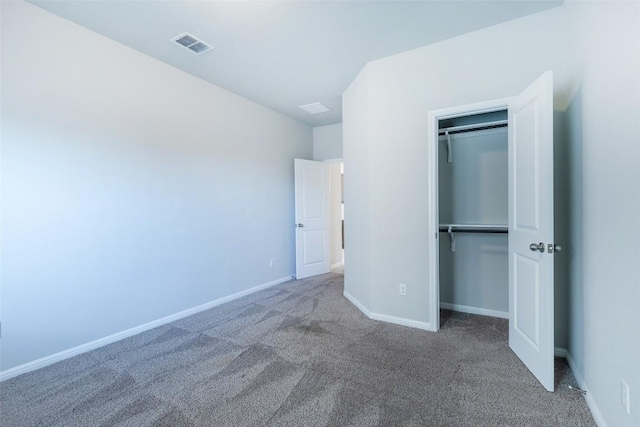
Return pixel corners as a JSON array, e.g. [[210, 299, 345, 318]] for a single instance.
[[299, 102, 332, 115], [171, 32, 213, 55]]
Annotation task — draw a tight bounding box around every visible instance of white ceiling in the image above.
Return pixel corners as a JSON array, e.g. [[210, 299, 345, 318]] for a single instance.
[[29, 0, 563, 127]]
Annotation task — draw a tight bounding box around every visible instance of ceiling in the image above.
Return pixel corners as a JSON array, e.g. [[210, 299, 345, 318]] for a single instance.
[[29, 0, 563, 127]]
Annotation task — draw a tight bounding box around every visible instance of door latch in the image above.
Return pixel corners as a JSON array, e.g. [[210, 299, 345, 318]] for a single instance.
[[548, 243, 562, 253]]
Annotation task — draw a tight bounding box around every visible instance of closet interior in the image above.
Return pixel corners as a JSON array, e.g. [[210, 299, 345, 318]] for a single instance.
[[437, 110, 509, 319]]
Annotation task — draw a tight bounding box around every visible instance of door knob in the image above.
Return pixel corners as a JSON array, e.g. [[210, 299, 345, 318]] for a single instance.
[[529, 242, 545, 253], [296, 223, 304, 228], [548, 243, 562, 253]]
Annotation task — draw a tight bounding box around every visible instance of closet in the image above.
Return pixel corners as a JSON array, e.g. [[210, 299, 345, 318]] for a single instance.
[[437, 110, 509, 319]]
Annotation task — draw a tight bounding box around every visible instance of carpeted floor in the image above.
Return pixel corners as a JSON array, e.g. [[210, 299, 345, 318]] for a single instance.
[[1, 272, 595, 426]]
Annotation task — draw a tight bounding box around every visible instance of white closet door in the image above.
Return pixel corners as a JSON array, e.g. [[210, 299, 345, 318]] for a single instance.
[[508, 71, 555, 391], [294, 159, 331, 279]]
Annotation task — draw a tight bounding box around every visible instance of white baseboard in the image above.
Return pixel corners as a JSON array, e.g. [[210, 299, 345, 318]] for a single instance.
[[343, 291, 370, 317], [564, 351, 608, 427], [0, 275, 294, 382], [343, 291, 433, 332], [331, 261, 344, 269], [369, 312, 433, 331], [554, 347, 568, 358], [440, 302, 509, 319]]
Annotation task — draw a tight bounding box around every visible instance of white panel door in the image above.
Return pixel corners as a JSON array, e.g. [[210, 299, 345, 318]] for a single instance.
[[508, 71, 555, 391], [295, 159, 331, 279]]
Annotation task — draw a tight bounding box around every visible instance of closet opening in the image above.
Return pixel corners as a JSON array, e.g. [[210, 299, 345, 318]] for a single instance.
[[435, 107, 510, 328]]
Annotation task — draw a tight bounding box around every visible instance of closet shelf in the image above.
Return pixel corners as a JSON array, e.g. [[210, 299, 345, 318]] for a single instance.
[[439, 223, 508, 234]]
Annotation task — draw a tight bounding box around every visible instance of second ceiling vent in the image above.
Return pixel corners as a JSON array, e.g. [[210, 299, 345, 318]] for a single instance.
[[171, 32, 213, 55]]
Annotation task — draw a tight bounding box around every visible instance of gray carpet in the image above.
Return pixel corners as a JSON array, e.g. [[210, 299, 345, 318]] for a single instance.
[[1, 272, 595, 426]]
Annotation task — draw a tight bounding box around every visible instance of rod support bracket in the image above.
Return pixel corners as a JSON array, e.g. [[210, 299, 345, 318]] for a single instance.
[[448, 225, 456, 252]]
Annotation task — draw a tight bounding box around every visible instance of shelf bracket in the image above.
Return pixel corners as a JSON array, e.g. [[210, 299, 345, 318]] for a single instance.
[[446, 130, 452, 163], [448, 225, 456, 252]]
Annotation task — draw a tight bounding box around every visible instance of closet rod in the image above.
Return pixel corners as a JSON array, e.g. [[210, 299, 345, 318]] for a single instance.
[[439, 224, 508, 234], [438, 120, 508, 136]]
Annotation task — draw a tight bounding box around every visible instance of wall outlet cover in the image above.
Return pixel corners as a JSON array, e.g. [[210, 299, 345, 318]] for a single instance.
[[621, 379, 630, 415]]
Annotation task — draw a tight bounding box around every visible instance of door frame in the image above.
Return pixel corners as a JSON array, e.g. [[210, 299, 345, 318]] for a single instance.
[[323, 158, 344, 270], [426, 97, 513, 332]]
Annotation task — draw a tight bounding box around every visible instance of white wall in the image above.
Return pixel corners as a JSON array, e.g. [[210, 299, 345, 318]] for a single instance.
[[562, 2, 640, 426], [0, 1, 312, 371], [311, 124, 343, 268], [312, 123, 343, 161], [343, 67, 372, 308], [343, 7, 562, 325], [343, 2, 640, 426], [312, 124, 343, 269]]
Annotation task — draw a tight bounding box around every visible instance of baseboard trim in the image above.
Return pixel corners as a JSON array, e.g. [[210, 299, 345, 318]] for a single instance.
[[440, 302, 509, 319], [547, 348, 607, 427], [554, 347, 568, 358], [331, 261, 344, 269], [343, 291, 370, 317], [369, 312, 433, 331], [343, 291, 434, 332], [563, 351, 608, 427], [0, 275, 294, 382]]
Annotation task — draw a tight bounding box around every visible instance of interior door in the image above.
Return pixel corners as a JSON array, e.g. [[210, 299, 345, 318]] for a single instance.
[[294, 159, 331, 279], [508, 71, 555, 391]]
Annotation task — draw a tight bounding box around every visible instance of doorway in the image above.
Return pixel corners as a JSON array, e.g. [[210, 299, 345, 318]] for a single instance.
[[436, 109, 509, 322], [327, 160, 344, 274]]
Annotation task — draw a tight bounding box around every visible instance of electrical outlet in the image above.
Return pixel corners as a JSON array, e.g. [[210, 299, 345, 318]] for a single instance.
[[269, 258, 275, 268], [621, 379, 630, 414], [399, 283, 407, 296]]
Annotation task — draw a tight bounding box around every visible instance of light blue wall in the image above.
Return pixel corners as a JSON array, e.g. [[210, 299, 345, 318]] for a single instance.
[[342, 6, 563, 328], [565, 93, 584, 375], [438, 128, 509, 313], [562, 2, 640, 425], [312, 123, 343, 161], [313, 123, 344, 267], [343, 3, 639, 425], [0, 1, 312, 371], [342, 67, 371, 309], [553, 111, 570, 353]]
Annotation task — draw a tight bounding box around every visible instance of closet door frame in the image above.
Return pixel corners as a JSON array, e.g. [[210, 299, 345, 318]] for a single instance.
[[426, 97, 513, 332]]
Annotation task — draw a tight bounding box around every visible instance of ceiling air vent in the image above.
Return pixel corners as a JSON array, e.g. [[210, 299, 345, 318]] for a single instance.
[[171, 32, 213, 55], [299, 102, 332, 115]]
